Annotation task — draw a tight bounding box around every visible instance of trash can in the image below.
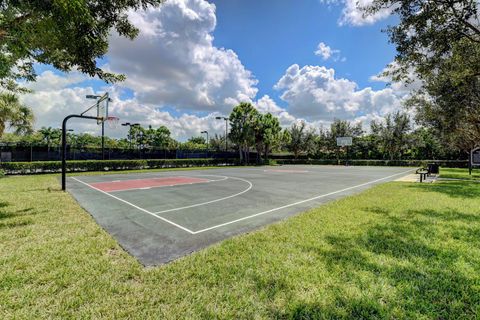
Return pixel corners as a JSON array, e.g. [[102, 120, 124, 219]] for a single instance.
[[427, 163, 439, 174]]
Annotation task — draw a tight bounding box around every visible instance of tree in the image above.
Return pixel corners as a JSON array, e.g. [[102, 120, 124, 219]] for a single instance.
[[252, 113, 281, 163], [326, 119, 363, 163], [229, 102, 259, 164], [39, 127, 61, 151], [0, 0, 163, 91], [142, 125, 172, 149], [179, 136, 207, 151], [188, 136, 206, 145], [371, 111, 411, 160], [261, 113, 282, 161], [209, 134, 223, 151], [286, 121, 315, 159], [365, 0, 479, 83], [365, 0, 480, 152], [406, 39, 480, 152], [410, 127, 444, 160], [0, 93, 34, 137], [278, 129, 292, 153], [152, 126, 172, 149]]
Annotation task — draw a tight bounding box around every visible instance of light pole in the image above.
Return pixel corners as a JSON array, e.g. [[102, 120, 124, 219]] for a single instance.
[[86, 94, 111, 160], [215, 116, 228, 151], [201, 130, 209, 157], [121, 122, 140, 150]]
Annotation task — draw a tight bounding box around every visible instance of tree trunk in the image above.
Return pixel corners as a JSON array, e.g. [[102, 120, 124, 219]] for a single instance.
[[256, 142, 262, 164]]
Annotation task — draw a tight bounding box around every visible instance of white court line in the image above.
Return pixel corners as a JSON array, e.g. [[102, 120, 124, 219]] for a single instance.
[[72, 169, 413, 235], [70, 177, 196, 234], [189, 168, 414, 234], [151, 176, 253, 215]]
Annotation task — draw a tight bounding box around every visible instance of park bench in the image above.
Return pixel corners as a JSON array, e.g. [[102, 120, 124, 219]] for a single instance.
[[416, 163, 440, 182]]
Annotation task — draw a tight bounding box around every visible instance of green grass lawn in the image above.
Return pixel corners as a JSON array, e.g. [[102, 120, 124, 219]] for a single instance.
[[440, 167, 480, 180], [1, 171, 480, 319]]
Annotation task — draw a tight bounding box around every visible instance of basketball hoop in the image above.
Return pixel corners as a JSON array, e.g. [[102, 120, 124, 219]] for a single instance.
[[105, 116, 120, 129]]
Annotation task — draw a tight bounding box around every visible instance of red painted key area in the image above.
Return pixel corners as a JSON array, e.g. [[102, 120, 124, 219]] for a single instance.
[[90, 176, 210, 192]]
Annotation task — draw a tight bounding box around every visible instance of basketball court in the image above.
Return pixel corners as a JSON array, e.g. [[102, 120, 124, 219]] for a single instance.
[[67, 165, 413, 266]]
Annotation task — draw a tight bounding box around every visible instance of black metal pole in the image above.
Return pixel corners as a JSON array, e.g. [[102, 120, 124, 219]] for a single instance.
[[346, 146, 349, 166], [129, 126, 132, 149], [225, 119, 228, 152], [102, 121, 105, 160], [62, 114, 98, 191], [469, 149, 473, 175]]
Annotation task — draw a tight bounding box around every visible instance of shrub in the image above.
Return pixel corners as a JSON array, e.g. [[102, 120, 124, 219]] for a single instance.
[[0, 158, 468, 175], [0, 158, 240, 175], [274, 159, 468, 168], [267, 159, 278, 166]]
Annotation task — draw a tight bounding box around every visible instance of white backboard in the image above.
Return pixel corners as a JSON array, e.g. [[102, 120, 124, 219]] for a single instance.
[[336, 137, 353, 147]]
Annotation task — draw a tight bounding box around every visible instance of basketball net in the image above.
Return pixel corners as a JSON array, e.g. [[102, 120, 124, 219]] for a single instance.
[[105, 116, 120, 129]]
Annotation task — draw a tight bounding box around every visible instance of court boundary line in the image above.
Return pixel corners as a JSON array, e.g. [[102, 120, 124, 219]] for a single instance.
[[72, 169, 413, 235], [70, 177, 196, 234], [189, 168, 414, 234]]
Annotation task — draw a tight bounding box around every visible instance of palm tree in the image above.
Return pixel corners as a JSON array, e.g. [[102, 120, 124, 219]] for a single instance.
[[39, 127, 62, 152], [0, 93, 34, 137]]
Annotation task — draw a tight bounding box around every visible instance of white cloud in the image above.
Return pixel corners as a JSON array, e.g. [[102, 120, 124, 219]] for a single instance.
[[369, 62, 423, 95], [274, 64, 405, 124], [255, 95, 296, 126], [106, 0, 258, 113], [20, 71, 227, 141], [19, 0, 411, 139], [314, 42, 344, 61], [339, 0, 392, 26], [320, 0, 393, 26]]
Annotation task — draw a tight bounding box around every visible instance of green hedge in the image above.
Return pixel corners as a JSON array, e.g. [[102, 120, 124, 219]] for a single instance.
[[0, 159, 239, 175], [0, 158, 468, 175], [275, 159, 469, 168]]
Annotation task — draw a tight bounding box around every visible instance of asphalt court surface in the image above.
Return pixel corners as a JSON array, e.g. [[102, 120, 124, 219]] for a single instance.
[[67, 165, 413, 266]]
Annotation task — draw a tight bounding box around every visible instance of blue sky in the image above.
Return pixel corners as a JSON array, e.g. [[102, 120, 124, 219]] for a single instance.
[[212, 0, 396, 92], [21, 0, 408, 140]]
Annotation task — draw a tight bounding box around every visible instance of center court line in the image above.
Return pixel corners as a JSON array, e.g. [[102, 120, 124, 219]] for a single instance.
[[189, 168, 415, 234], [70, 177, 196, 234]]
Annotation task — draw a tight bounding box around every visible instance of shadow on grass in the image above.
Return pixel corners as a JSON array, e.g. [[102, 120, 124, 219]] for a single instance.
[[0, 202, 37, 229], [411, 208, 480, 223], [409, 181, 480, 199], [274, 204, 480, 319]]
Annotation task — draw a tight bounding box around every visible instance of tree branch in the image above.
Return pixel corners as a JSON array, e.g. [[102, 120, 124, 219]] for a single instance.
[[446, 0, 480, 41]]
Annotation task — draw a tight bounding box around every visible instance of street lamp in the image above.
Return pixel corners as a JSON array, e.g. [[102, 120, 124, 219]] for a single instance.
[[201, 130, 209, 156], [215, 116, 228, 151], [121, 122, 140, 149]]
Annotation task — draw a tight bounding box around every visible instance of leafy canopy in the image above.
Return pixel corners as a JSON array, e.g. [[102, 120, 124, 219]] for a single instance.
[[365, 0, 480, 151], [366, 0, 480, 82], [0, 93, 34, 136], [0, 0, 163, 91]]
